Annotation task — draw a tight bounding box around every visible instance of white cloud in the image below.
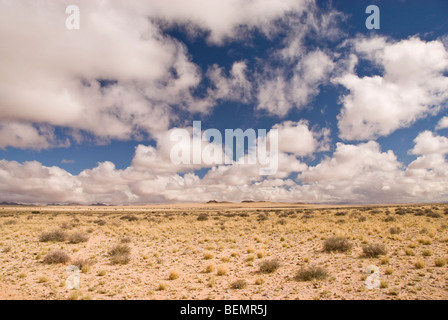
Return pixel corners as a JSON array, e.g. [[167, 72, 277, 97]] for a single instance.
[[436, 116, 448, 130], [0, 0, 330, 148], [2, 130, 448, 205], [335, 36, 448, 140], [298, 140, 448, 203], [0, 160, 82, 203], [0, 0, 203, 147], [409, 130, 448, 155], [273, 120, 330, 156], [147, 0, 314, 45], [205, 61, 252, 106], [0, 122, 68, 150], [256, 50, 335, 116]]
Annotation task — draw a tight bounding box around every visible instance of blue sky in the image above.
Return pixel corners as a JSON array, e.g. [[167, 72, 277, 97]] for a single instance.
[[0, 0, 447, 204]]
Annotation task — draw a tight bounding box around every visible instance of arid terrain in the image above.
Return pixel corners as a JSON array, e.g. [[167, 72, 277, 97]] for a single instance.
[[0, 202, 447, 300]]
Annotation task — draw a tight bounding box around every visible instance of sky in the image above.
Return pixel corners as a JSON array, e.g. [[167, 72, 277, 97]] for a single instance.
[[0, 0, 447, 205]]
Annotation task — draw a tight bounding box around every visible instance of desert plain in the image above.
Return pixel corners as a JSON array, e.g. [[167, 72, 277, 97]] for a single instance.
[[0, 202, 447, 300]]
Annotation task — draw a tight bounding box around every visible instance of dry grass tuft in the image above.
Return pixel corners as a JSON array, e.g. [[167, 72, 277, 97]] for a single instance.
[[109, 244, 131, 265], [323, 236, 352, 253], [43, 250, 70, 264], [39, 230, 67, 242], [362, 243, 387, 258], [230, 279, 247, 289], [259, 259, 281, 273], [68, 232, 89, 244], [294, 265, 328, 281]]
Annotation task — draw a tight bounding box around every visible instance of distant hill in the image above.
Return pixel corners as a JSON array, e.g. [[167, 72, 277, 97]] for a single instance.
[[0, 201, 22, 206]]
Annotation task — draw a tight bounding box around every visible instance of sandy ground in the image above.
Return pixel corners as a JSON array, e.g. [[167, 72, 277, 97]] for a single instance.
[[0, 202, 447, 300]]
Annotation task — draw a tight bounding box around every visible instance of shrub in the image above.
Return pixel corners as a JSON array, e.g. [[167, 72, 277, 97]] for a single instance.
[[217, 266, 228, 276], [277, 219, 287, 225], [362, 244, 387, 258], [197, 214, 209, 221], [94, 219, 106, 226], [43, 250, 70, 264], [230, 279, 247, 289], [434, 258, 446, 267], [259, 259, 281, 273], [157, 283, 167, 291], [295, 265, 328, 281], [120, 215, 138, 221], [426, 211, 441, 218], [203, 252, 214, 260], [72, 257, 94, 271], [168, 270, 180, 280], [205, 264, 215, 273], [323, 236, 353, 253], [389, 227, 401, 235], [109, 244, 131, 265], [414, 260, 425, 269], [68, 232, 89, 244], [39, 230, 67, 242]]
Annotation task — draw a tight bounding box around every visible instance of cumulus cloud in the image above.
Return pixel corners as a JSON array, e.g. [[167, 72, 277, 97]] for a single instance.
[[0, 122, 68, 150], [409, 131, 448, 155], [2, 128, 448, 205], [335, 36, 448, 141], [256, 49, 335, 117], [148, 0, 314, 45], [298, 139, 448, 203], [0, 0, 200, 147], [436, 116, 448, 130], [1, 0, 315, 148], [204, 61, 252, 107], [0, 0, 343, 150], [273, 120, 330, 156]]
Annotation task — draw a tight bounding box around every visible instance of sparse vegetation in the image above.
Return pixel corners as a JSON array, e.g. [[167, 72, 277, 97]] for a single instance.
[[68, 232, 89, 244], [217, 265, 228, 276], [230, 279, 247, 289], [108, 244, 131, 265], [259, 259, 281, 273], [197, 214, 209, 221], [39, 230, 67, 242], [72, 257, 94, 272], [294, 265, 328, 281], [43, 250, 70, 264], [362, 244, 388, 258], [1, 203, 447, 299], [168, 270, 180, 280], [323, 236, 352, 252], [120, 215, 138, 222], [434, 258, 446, 267], [414, 260, 426, 269]]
